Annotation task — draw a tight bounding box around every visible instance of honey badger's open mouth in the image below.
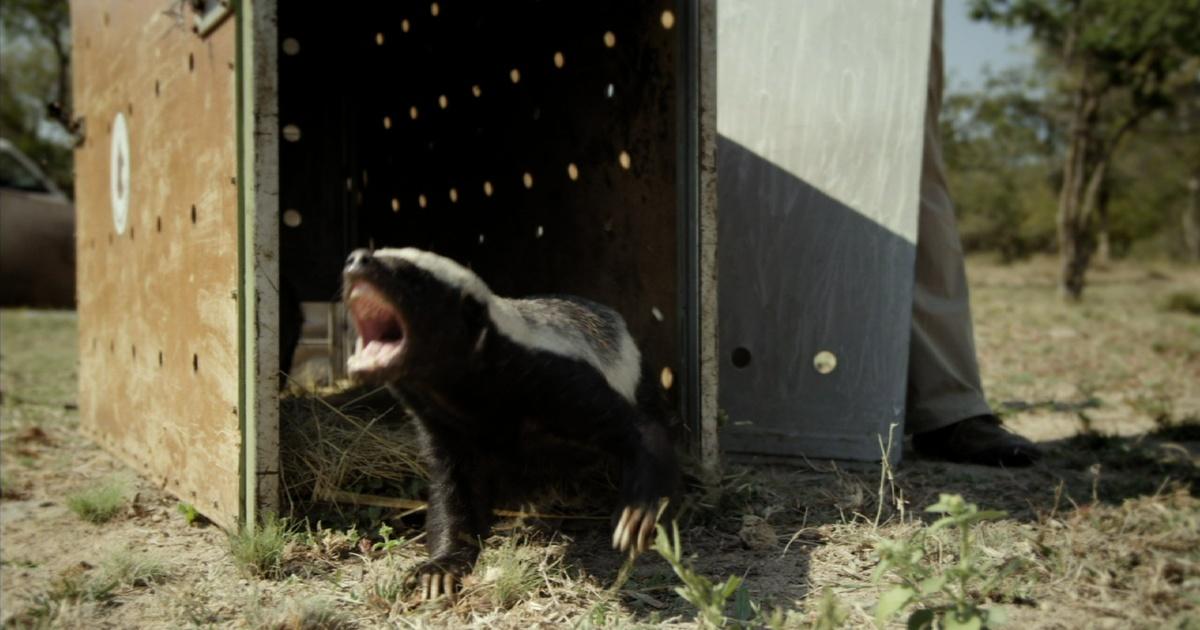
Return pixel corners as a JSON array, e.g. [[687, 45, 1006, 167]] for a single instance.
[[346, 281, 407, 377]]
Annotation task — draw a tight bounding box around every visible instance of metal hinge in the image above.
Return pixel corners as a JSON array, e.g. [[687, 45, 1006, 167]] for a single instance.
[[190, 0, 232, 37]]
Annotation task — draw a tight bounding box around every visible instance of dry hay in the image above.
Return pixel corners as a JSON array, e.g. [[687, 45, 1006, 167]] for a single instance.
[[277, 385, 620, 523], [279, 385, 427, 515]]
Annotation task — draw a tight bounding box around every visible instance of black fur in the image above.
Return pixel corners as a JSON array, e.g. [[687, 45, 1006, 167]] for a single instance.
[[341, 248, 680, 584]]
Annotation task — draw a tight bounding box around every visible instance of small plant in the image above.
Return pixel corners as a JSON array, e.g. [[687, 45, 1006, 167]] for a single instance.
[[66, 478, 128, 523], [811, 588, 849, 630], [370, 522, 409, 554], [653, 522, 745, 628], [177, 501, 203, 526], [1162, 291, 1200, 316], [229, 512, 294, 578], [873, 494, 1018, 629]]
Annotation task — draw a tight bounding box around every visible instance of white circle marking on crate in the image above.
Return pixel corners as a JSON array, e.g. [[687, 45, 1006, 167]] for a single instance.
[[110, 112, 131, 235]]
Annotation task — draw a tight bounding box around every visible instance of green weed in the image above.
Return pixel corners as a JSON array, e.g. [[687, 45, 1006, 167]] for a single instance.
[[652, 521, 745, 628], [1162, 291, 1200, 316], [479, 535, 542, 609], [873, 494, 1019, 629]]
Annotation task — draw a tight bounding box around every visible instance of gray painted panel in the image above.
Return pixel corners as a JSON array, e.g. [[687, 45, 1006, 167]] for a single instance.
[[716, 1, 932, 462]]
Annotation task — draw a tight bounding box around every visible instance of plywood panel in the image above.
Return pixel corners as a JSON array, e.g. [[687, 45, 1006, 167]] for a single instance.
[[72, 1, 241, 528], [716, 0, 931, 461]]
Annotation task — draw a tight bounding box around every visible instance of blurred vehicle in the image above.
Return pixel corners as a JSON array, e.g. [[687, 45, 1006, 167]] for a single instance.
[[0, 137, 76, 308]]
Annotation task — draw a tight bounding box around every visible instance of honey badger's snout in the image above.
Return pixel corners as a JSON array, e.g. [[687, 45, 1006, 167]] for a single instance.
[[343, 248, 375, 277]]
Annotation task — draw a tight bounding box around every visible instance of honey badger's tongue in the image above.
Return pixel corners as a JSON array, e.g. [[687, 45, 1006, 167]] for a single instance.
[[346, 282, 406, 376]]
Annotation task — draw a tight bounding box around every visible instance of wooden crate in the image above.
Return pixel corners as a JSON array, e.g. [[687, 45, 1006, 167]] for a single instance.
[[71, 0, 718, 529]]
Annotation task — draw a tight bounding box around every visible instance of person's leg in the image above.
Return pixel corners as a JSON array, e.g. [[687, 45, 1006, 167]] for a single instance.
[[907, 0, 1039, 466]]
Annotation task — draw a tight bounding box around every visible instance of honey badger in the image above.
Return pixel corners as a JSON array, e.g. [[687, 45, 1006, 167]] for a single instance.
[[342, 247, 681, 601]]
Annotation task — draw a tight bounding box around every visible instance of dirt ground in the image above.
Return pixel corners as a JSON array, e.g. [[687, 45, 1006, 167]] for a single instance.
[[2, 256, 1198, 629]]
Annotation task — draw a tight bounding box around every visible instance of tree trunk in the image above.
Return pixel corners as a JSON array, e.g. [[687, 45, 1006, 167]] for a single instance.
[[1057, 93, 1099, 301], [1094, 177, 1112, 266]]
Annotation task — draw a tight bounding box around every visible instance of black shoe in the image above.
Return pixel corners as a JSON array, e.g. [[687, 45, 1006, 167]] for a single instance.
[[912, 415, 1041, 467]]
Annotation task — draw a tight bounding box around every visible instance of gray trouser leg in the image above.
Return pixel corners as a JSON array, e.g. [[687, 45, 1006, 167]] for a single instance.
[[907, 0, 993, 434]]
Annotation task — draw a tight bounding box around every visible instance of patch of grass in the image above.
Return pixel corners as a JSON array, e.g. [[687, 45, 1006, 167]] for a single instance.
[[1163, 291, 1200, 316], [176, 501, 210, 526], [230, 512, 295, 578], [66, 478, 129, 523], [101, 549, 170, 588], [262, 599, 355, 630], [478, 534, 543, 610]]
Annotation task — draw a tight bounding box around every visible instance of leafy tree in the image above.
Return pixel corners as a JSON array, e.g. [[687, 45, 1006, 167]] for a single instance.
[[970, 0, 1200, 299], [0, 0, 73, 193]]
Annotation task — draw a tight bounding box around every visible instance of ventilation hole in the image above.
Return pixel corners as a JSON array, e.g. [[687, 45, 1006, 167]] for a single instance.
[[158, 351, 163, 366], [660, 367, 674, 390], [155, 80, 160, 97], [430, 2, 439, 16], [603, 31, 616, 48], [282, 124, 301, 142], [606, 83, 615, 98], [567, 163, 579, 181], [418, 194, 427, 208], [483, 181, 494, 197], [188, 53, 194, 72], [510, 68, 521, 84], [438, 94, 448, 109], [522, 172, 534, 189], [472, 84, 482, 98], [156, 216, 162, 233], [478, 234, 485, 244], [383, 116, 392, 129], [618, 151, 632, 170], [536, 225, 545, 238], [282, 37, 300, 55], [283, 209, 302, 227], [193, 354, 199, 372], [131, 345, 137, 359], [391, 198, 400, 212], [409, 106, 419, 120], [651, 306, 664, 322], [110, 340, 115, 353], [731, 347, 752, 369], [661, 10, 676, 29], [129, 226, 135, 240], [108, 233, 114, 245], [104, 12, 110, 26], [375, 32, 384, 46], [401, 18, 410, 32], [553, 51, 565, 68], [191, 205, 197, 224], [128, 103, 133, 116], [814, 351, 838, 375]]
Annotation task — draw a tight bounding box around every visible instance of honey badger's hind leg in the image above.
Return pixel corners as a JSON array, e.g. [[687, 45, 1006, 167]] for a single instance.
[[407, 419, 496, 602]]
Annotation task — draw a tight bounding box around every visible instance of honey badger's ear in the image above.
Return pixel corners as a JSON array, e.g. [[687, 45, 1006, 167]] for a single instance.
[[459, 292, 489, 352]]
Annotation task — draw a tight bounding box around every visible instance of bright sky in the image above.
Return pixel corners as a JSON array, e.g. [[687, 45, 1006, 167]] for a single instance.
[[943, 0, 1035, 92]]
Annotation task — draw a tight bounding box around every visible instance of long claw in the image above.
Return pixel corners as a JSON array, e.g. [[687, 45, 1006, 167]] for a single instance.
[[613, 507, 631, 550], [429, 572, 442, 600], [421, 573, 432, 601], [444, 573, 457, 603], [620, 507, 644, 552], [637, 509, 656, 553]]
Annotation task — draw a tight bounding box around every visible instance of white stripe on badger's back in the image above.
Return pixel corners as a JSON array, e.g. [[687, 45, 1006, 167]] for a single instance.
[[497, 297, 642, 403], [373, 248, 643, 403]]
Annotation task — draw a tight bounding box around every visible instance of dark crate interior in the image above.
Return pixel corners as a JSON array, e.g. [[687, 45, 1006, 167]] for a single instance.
[[276, 1, 690, 428]]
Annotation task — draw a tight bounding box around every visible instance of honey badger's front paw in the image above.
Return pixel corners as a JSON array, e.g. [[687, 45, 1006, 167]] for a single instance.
[[611, 497, 670, 556], [408, 555, 473, 602]]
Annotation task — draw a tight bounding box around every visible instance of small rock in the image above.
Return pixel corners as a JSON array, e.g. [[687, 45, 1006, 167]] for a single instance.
[[738, 515, 777, 550]]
